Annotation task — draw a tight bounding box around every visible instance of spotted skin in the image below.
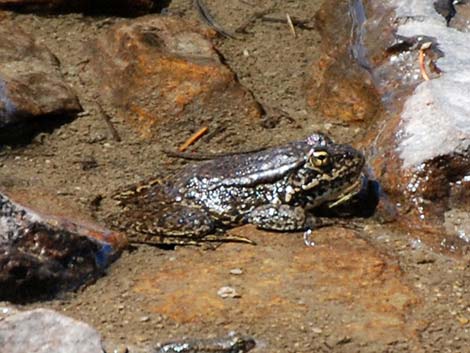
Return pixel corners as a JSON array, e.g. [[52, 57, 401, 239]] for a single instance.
[[108, 133, 365, 245]]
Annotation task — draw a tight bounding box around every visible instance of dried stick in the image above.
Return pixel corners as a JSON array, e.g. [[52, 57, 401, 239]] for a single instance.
[[179, 127, 209, 152]]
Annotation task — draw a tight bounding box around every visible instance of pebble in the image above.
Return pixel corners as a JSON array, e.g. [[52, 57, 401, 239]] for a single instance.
[[229, 268, 243, 275], [217, 286, 241, 299]]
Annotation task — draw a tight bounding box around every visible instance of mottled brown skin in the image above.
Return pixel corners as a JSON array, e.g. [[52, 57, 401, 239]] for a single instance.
[[109, 133, 365, 245]]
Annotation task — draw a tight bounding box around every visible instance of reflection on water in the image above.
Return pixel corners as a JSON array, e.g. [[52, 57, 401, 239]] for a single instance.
[[0, 80, 17, 126], [349, 0, 370, 71]]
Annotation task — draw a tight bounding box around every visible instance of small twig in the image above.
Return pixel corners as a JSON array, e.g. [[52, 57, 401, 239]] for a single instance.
[[97, 104, 121, 142], [193, 0, 236, 38], [419, 42, 432, 81], [286, 13, 297, 38], [179, 127, 209, 152]]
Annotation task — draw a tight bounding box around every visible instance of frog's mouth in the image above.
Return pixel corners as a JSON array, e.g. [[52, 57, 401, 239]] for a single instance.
[[327, 175, 364, 208]]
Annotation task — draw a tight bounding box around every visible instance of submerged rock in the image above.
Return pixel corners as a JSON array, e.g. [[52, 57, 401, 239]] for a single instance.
[[0, 190, 127, 301], [0, 308, 104, 353], [87, 15, 261, 139], [0, 23, 81, 140]]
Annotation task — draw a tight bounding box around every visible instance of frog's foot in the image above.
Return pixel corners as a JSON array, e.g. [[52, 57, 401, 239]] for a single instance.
[[246, 205, 307, 231]]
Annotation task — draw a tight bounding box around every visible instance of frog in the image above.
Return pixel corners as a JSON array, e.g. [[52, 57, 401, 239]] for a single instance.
[[108, 133, 365, 245]]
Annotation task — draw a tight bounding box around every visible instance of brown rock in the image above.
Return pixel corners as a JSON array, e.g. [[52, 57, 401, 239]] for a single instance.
[[88, 15, 261, 139], [306, 0, 382, 123], [133, 226, 419, 346], [0, 0, 162, 14], [356, 1, 470, 251], [0, 189, 127, 301], [0, 23, 81, 138], [311, 0, 470, 252], [307, 57, 381, 122]]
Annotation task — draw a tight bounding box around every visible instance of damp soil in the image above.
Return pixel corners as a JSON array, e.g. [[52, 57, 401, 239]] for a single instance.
[[1, 1, 470, 352]]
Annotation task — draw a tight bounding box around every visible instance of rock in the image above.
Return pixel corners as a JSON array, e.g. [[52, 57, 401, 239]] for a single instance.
[[306, 0, 382, 123], [0, 0, 164, 15], [0, 190, 127, 301], [156, 333, 256, 353], [449, 1, 470, 31], [217, 286, 241, 299], [312, 0, 470, 250], [359, 0, 470, 249], [0, 308, 103, 353], [133, 227, 419, 346], [87, 15, 261, 139], [0, 23, 81, 141]]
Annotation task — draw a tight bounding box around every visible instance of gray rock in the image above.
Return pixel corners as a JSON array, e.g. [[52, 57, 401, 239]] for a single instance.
[[0, 308, 104, 353]]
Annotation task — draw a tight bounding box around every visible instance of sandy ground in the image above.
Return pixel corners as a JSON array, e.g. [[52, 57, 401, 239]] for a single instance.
[[1, 1, 470, 352]]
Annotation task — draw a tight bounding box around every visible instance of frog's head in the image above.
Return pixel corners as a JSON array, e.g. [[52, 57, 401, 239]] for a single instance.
[[293, 133, 365, 207]]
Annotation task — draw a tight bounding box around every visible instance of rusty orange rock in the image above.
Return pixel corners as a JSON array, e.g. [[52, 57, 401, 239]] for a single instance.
[[89, 16, 261, 139], [133, 226, 419, 345], [307, 57, 381, 122], [306, 0, 382, 123]]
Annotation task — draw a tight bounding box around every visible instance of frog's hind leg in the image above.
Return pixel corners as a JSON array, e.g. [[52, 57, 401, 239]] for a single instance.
[[108, 203, 253, 245], [115, 203, 215, 244]]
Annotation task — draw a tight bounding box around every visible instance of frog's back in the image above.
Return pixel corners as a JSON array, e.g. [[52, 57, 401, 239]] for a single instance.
[[178, 141, 309, 187]]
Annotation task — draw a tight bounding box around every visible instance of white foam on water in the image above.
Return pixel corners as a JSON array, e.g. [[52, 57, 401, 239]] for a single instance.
[[388, 0, 470, 167]]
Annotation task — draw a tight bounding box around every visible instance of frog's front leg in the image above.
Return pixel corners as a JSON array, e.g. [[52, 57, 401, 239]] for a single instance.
[[245, 204, 314, 231]]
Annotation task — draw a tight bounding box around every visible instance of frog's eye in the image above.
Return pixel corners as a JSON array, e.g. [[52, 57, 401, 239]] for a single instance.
[[308, 150, 330, 168]]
